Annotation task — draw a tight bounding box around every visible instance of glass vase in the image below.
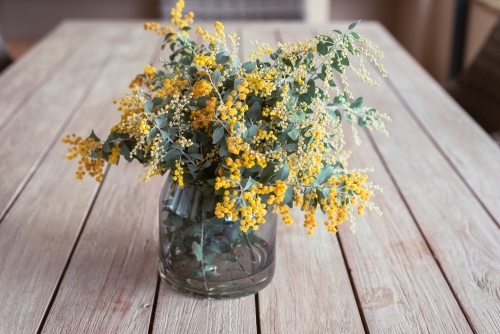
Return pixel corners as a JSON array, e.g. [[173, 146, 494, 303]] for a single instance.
[[158, 173, 277, 299]]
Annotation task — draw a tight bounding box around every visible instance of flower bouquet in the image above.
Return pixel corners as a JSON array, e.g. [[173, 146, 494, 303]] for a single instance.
[[63, 0, 389, 298]]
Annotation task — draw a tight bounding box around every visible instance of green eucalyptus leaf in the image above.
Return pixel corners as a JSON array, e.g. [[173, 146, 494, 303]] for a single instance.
[[246, 124, 258, 138], [144, 101, 153, 113], [242, 62, 257, 73], [244, 177, 258, 191], [102, 142, 111, 153], [349, 20, 360, 30], [224, 224, 240, 243], [231, 55, 240, 66], [282, 143, 298, 151], [192, 241, 203, 262], [160, 130, 169, 141], [216, 54, 230, 64], [212, 126, 225, 144], [212, 69, 221, 85], [234, 78, 244, 91], [202, 196, 216, 212], [282, 186, 293, 204], [89, 130, 100, 142], [167, 127, 178, 135], [163, 149, 181, 162], [197, 96, 210, 107], [204, 252, 218, 264], [155, 116, 167, 128], [313, 165, 334, 186], [147, 128, 157, 141], [190, 153, 203, 160], [219, 139, 228, 156], [188, 66, 198, 75], [152, 97, 163, 106], [247, 102, 262, 121], [179, 56, 192, 65], [274, 162, 290, 181], [287, 128, 300, 140], [298, 94, 312, 105], [260, 162, 275, 183], [350, 32, 361, 40], [341, 55, 350, 66], [120, 141, 131, 160], [350, 97, 363, 109], [188, 163, 199, 172], [317, 42, 329, 56], [307, 79, 316, 97]]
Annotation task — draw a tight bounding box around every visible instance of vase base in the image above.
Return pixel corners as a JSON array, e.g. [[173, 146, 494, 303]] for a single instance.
[[158, 260, 274, 300]]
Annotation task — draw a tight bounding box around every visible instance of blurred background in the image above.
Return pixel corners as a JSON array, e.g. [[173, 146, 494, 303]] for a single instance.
[[1, 0, 499, 139]]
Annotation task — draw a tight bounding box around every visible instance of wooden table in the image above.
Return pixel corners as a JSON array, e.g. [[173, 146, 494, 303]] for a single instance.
[[1, 19, 500, 333]]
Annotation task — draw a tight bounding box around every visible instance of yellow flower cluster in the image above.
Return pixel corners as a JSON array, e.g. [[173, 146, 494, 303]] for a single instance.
[[220, 93, 249, 130], [139, 119, 150, 135], [157, 76, 188, 97], [278, 204, 294, 225], [298, 172, 372, 235], [194, 54, 215, 67], [143, 65, 156, 79], [214, 179, 288, 232], [143, 22, 174, 36], [64, 0, 389, 236], [197, 21, 226, 45], [192, 79, 212, 98], [172, 161, 185, 186], [129, 64, 157, 88], [62, 134, 105, 182], [190, 96, 217, 130], [108, 143, 121, 164], [244, 70, 277, 97], [170, 0, 194, 29], [110, 91, 144, 135], [255, 129, 277, 142]]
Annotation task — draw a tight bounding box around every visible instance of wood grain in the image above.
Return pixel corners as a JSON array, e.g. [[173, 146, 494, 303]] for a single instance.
[[339, 89, 472, 333], [0, 23, 158, 333], [348, 25, 500, 331], [41, 161, 162, 334], [259, 211, 365, 334], [151, 23, 258, 334], [244, 26, 365, 334], [152, 288, 257, 333], [0, 22, 86, 127], [358, 23, 500, 226], [278, 23, 474, 333], [2, 19, 500, 333], [0, 24, 124, 222]]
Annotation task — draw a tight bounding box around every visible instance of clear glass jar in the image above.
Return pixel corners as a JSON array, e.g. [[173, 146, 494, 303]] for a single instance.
[[158, 173, 277, 299]]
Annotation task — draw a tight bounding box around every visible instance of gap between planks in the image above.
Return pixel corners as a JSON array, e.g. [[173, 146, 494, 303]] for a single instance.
[[354, 23, 500, 332], [0, 22, 158, 334]]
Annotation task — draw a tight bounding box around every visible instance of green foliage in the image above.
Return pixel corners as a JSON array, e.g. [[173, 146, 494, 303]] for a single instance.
[[67, 7, 390, 236]]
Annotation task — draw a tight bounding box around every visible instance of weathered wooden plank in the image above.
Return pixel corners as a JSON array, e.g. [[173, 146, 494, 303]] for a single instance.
[[0, 24, 124, 221], [345, 26, 500, 331], [280, 22, 473, 332], [358, 23, 500, 226], [0, 22, 159, 334], [152, 288, 257, 333], [0, 22, 85, 127], [339, 101, 472, 332], [260, 213, 365, 333], [243, 26, 365, 333], [41, 161, 162, 334]]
